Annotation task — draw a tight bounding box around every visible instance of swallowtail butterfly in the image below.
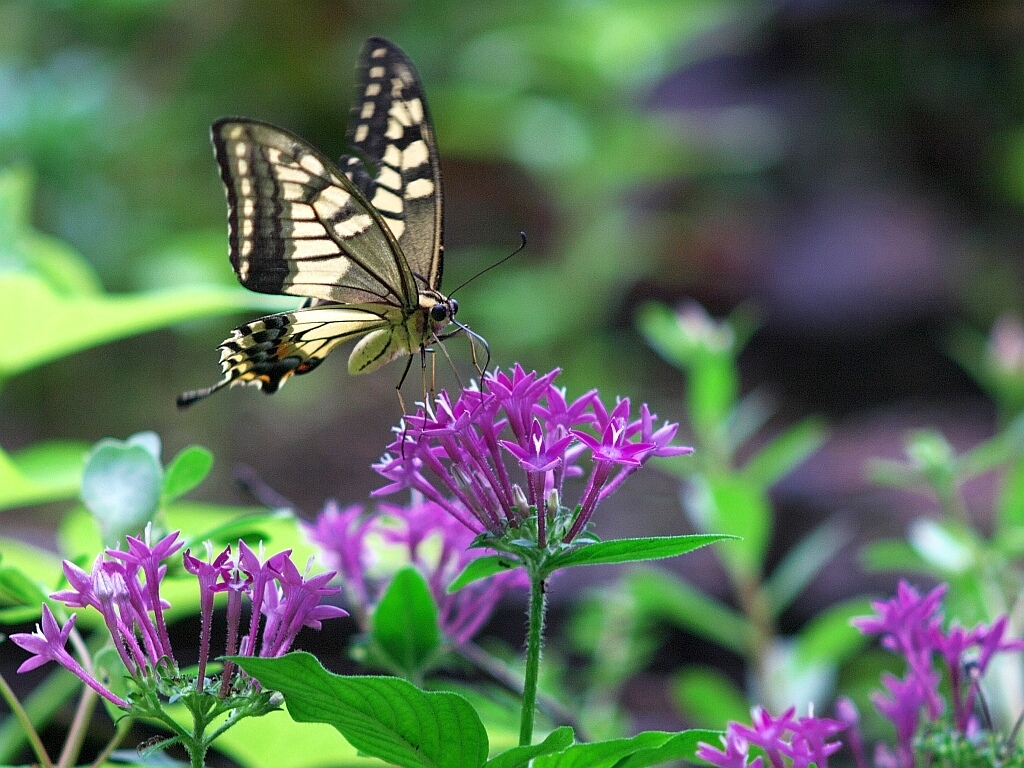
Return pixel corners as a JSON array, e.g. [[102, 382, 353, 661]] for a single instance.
[[178, 37, 456, 407]]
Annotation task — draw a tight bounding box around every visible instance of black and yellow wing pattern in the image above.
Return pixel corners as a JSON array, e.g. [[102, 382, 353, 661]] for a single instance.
[[178, 37, 455, 407]]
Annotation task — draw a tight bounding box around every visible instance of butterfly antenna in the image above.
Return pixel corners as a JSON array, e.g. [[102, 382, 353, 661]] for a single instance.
[[454, 320, 492, 375], [177, 378, 230, 409], [447, 232, 527, 299]]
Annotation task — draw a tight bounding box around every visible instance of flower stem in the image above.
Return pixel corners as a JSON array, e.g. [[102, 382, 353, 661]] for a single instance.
[[519, 573, 546, 747], [0, 670, 53, 768]]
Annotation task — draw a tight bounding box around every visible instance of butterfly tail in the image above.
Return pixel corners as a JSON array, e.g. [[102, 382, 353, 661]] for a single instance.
[[177, 377, 231, 409]]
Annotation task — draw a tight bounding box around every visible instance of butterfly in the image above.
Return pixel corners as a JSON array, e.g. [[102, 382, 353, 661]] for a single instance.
[[178, 37, 460, 408]]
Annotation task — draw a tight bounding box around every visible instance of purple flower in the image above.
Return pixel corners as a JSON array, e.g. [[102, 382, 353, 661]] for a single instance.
[[301, 502, 376, 615], [304, 499, 528, 647], [854, 580, 1024, 738], [697, 728, 764, 768], [373, 365, 691, 545], [258, 555, 345, 657], [834, 698, 868, 768], [18, 531, 345, 708], [10, 605, 129, 708], [697, 707, 845, 768], [872, 672, 933, 768]]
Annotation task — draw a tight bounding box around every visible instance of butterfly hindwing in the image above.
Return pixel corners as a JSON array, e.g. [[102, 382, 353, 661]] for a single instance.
[[341, 37, 444, 292], [219, 305, 416, 392]]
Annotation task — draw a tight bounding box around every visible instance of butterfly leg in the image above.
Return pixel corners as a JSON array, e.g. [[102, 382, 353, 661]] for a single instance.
[[394, 352, 416, 415]]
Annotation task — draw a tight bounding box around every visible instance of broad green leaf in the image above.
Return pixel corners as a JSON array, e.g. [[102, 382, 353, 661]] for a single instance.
[[763, 521, 850, 617], [625, 568, 752, 655], [233, 652, 489, 768], [214, 707, 382, 768], [672, 667, 749, 728], [908, 519, 975, 574], [128, 431, 162, 461], [961, 412, 1024, 477], [484, 727, 575, 768], [617, 729, 723, 768], [80, 438, 163, 542], [546, 534, 732, 572], [793, 597, 874, 668], [162, 445, 213, 501], [0, 271, 282, 380], [449, 555, 521, 592], [532, 729, 716, 768], [0, 443, 86, 511], [743, 417, 826, 486], [372, 567, 442, 678]]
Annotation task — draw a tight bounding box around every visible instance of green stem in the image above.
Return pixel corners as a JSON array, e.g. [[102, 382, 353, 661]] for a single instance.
[[519, 573, 546, 747], [56, 684, 96, 768], [0, 670, 53, 768], [459, 641, 588, 741]]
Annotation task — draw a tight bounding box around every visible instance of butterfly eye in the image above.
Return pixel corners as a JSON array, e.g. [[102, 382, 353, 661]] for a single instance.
[[430, 304, 450, 323], [450, 299, 459, 316]]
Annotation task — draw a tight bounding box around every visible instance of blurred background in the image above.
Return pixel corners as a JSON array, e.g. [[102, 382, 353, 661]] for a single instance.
[[4, 0, 1024, 737]]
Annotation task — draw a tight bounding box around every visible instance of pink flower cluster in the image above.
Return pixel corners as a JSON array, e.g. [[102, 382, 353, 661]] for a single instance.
[[374, 365, 690, 545], [11, 529, 346, 707]]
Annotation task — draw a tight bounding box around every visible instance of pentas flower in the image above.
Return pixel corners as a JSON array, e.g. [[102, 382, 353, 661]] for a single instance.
[[303, 498, 527, 646], [373, 365, 691, 545], [697, 706, 846, 768], [853, 580, 1024, 735], [11, 528, 346, 708]]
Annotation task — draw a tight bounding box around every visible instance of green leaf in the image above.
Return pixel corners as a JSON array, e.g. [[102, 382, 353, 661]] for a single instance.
[[162, 445, 213, 502], [636, 302, 738, 437], [546, 534, 733, 573], [0, 271, 282, 381], [997, 458, 1024, 532], [0, 441, 89, 511], [484, 727, 575, 768], [532, 729, 718, 768], [80, 437, 163, 542], [624, 569, 753, 655], [689, 474, 770, 578], [0, 166, 102, 296], [618, 729, 723, 768], [449, 555, 521, 592], [743, 417, 826, 486], [233, 652, 489, 768], [128, 431, 162, 461], [763, 521, 850, 617], [371, 567, 442, 678], [860, 539, 936, 575], [672, 667, 749, 728], [793, 597, 874, 668]]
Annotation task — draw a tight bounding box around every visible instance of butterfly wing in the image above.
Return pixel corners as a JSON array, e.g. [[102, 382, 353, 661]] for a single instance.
[[179, 38, 454, 408], [211, 118, 419, 308], [177, 305, 398, 407], [340, 37, 444, 292]]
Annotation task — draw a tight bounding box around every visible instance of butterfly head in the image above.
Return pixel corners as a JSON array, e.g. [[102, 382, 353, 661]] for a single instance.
[[423, 293, 458, 335]]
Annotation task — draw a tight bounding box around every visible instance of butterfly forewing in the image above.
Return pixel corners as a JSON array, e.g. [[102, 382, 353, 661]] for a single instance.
[[341, 37, 444, 292], [212, 119, 417, 307]]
